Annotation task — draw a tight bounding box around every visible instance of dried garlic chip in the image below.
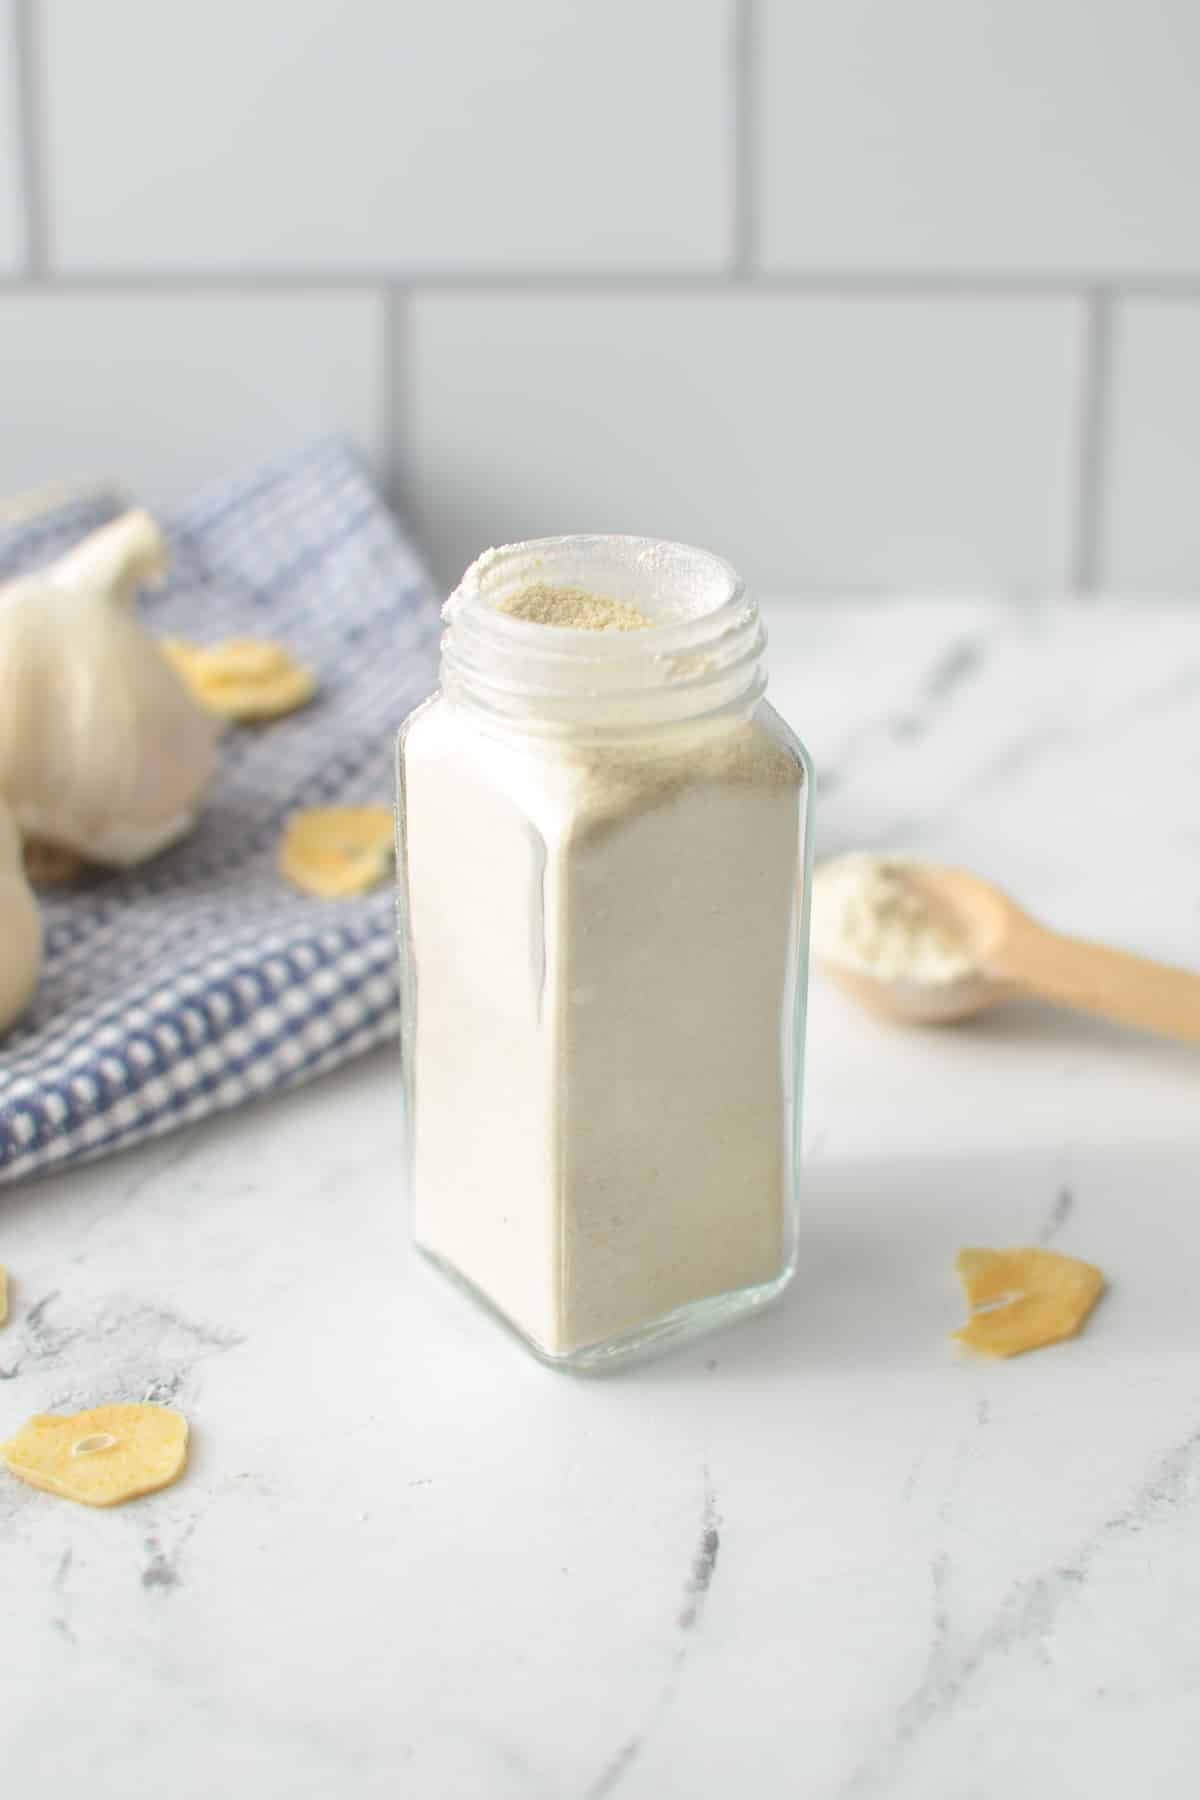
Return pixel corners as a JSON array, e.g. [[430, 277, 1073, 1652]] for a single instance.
[[1, 1402, 188, 1507], [280, 806, 395, 899], [162, 637, 317, 722], [0, 1264, 7, 1326], [954, 1247, 1105, 1358], [23, 838, 86, 885]]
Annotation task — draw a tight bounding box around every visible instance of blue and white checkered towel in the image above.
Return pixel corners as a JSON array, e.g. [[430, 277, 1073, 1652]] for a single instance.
[[0, 440, 441, 1185]]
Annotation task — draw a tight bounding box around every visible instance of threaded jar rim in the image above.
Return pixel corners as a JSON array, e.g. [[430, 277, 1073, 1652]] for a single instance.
[[440, 535, 767, 737]]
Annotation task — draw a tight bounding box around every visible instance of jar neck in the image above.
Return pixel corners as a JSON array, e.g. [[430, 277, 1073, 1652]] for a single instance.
[[439, 535, 767, 741]]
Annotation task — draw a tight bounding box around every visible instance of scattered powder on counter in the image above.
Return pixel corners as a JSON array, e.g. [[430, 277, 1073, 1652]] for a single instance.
[[812, 853, 974, 985], [496, 583, 652, 632]]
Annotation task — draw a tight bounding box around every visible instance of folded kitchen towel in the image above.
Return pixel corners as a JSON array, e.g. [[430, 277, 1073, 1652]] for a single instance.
[[0, 439, 441, 1185]]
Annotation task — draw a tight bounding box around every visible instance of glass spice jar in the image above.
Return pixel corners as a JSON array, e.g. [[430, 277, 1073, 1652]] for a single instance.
[[395, 536, 813, 1369]]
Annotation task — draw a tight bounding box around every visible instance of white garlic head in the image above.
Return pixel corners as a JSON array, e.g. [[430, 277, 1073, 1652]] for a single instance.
[[0, 797, 42, 1037], [0, 510, 219, 865]]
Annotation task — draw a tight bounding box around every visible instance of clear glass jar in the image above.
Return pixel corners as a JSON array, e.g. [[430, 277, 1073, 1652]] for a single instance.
[[395, 536, 813, 1370]]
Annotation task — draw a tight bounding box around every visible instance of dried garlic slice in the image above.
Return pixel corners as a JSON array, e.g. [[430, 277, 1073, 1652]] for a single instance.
[[162, 637, 316, 722], [1, 1402, 188, 1507], [0, 1264, 7, 1326], [23, 839, 86, 885], [280, 806, 395, 899], [954, 1247, 1105, 1358]]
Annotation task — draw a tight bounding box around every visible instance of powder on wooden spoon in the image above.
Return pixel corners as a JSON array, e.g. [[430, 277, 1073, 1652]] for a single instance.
[[812, 853, 975, 985]]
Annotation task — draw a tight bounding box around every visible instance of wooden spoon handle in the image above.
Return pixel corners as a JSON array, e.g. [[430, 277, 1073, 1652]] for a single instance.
[[996, 923, 1200, 1044]]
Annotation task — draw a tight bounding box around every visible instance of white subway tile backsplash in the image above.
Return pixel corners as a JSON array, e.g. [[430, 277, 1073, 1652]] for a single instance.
[[41, 0, 732, 273], [1103, 302, 1200, 590], [762, 0, 1200, 275], [0, 1, 1188, 592], [0, 0, 23, 271], [0, 293, 384, 505], [407, 293, 1082, 593]]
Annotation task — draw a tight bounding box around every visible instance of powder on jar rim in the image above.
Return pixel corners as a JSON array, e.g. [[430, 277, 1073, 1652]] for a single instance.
[[495, 583, 652, 633]]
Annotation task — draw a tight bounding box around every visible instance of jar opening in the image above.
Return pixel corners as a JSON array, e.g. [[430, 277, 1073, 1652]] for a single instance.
[[440, 535, 766, 736]]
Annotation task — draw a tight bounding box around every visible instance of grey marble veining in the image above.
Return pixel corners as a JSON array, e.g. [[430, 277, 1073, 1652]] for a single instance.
[[0, 597, 1197, 1799]]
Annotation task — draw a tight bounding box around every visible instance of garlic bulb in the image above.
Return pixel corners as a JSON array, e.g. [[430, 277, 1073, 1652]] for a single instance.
[[0, 510, 219, 865], [0, 797, 42, 1037]]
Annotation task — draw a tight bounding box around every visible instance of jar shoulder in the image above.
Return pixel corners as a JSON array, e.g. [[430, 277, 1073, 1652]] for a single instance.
[[400, 693, 808, 775], [397, 693, 811, 840], [753, 699, 813, 790]]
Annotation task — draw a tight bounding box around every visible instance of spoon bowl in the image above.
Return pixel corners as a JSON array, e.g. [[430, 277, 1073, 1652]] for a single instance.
[[814, 856, 1200, 1045], [824, 961, 1003, 1026]]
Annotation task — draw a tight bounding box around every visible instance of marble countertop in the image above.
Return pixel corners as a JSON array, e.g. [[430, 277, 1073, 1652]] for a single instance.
[[1, 597, 1197, 1799]]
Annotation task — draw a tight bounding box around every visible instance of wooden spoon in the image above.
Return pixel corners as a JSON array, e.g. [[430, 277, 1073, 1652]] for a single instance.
[[816, 860, 1200, 1044]]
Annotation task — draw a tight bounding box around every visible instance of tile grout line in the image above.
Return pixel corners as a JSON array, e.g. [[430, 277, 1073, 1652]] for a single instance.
[[382, 284, 437, 574], [4, 270, 1200, 297], [380, 285, 405, 511], [11, 0, 47, 278], [1070, 289, 1115, 594], [731, 0, 758, 278]]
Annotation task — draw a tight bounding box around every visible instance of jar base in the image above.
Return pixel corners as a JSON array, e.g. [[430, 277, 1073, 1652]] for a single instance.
[[416, 1244, 798, 1373]]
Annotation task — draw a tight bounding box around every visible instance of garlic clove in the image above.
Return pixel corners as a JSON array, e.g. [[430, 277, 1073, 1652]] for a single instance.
[[0, 511, 220, 866], [0, 799, 43, 1037]]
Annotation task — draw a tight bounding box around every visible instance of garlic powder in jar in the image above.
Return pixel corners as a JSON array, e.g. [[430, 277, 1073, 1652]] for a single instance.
[[395, 536, 814, 1369]]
